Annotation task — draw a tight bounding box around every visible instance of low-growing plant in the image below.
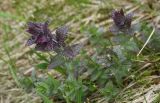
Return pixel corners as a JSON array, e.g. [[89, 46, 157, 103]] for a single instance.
[[18, 8, 160, 103]]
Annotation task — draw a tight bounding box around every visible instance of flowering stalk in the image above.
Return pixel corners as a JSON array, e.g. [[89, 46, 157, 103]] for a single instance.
[[110, 9, 133, 35], [26, 21, 81, 59]]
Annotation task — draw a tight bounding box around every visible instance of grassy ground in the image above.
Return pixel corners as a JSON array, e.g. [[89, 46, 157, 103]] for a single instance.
[[0, 0, 160, 103]]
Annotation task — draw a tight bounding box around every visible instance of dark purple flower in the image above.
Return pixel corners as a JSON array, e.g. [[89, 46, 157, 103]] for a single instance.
[[56, 26, 68, 47], [110, 9, 133, 34], [55, 26, 82, 58], [26, 21, 83, 70], [26, 21, 59, 51], [26, 21, 81, 58]]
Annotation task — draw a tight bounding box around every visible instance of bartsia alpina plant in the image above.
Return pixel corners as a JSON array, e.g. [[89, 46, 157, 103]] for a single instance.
[[26, 21, 81, 59], [110, 9, 133, 34]]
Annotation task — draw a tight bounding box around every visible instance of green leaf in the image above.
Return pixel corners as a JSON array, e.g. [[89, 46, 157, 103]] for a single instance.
[[36, 91, 53, 103], [100, 81, 120, 101], [36, 62, 48, 70], [48, 54, 65, 69], [20, 77, 34, 91], [33, 50, 49, 62]]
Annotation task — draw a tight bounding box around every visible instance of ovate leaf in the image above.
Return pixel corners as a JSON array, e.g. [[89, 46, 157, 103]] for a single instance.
[[48, 54, 65, 69]]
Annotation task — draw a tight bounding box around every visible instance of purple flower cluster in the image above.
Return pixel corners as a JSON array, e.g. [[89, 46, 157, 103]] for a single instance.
[[110, 9, 133, 34], [26, 21, 58, 51], [26, 9, 133, 58], [26, 21, 80, 58]]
